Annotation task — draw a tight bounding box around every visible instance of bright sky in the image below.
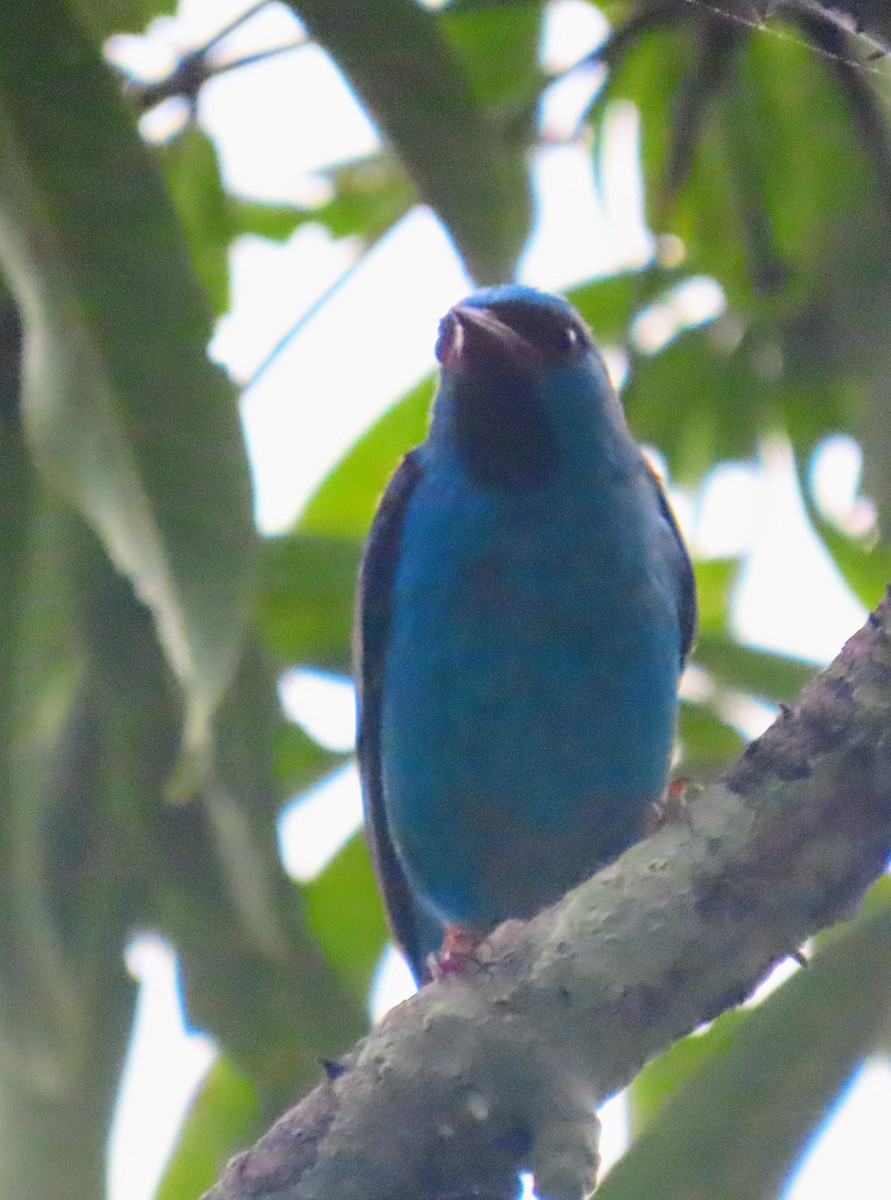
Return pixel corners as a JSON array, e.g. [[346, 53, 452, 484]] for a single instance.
[[104, 4, 889, 1199]]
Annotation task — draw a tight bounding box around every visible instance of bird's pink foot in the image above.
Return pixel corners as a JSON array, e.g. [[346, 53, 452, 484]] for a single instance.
[[426, 924, 485, 979], [644, 776, 698, 836]]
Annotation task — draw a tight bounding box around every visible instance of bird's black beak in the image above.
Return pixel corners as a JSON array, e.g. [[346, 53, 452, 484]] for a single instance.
[[435, 305, 538, 368]]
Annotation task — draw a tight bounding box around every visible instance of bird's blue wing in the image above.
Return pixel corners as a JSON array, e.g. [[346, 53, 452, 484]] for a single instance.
[[355, 449, 433, 979], [645, 462, 697, 664]]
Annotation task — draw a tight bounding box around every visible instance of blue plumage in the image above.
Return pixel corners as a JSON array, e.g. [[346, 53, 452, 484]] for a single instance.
[[355, 286, 695, 981]]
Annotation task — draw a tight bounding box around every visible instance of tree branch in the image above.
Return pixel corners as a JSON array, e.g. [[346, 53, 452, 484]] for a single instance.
[[204, 591, 891, 1200], [806, 1, 891, 46]]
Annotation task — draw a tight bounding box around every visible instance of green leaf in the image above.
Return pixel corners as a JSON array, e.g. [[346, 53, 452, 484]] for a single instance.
[[258, 534, 362, 674], [600, 891, 891, 1200], [300, 377, 434, 538], [288, 0, 533, 282], [158, 128, 230, 315], [76, 0, 175, 38], [594, 2, 891, 496], [0, 499, 142, 1200], [304, 834, 389, 1004], [626, 320, 850, 487], [210, 640, 293, 826], [73, 527, 364, 1116], [692, 558, 738, 633], [694, 631, 816, 703], [628, 1008, 748, 1136], [150, 785, 368, 1115], [599, 13, 882, 309], [155, 1058, 260, 1200], [274, 723, 347, 800], [802, 493, 891, 613], [229, 199, 308, 244], [0, 2, 255, 763], [623, 322, 767, 482], [731, 31, 880, 297], [677, 701, 745, 776], [441, 1, 543, 110], [305, 156, 415, 242], [231, 154, 416, 246], [595, 21, 739, 270], [568, 272, 648, 346], [0, 424, 86, 1079]]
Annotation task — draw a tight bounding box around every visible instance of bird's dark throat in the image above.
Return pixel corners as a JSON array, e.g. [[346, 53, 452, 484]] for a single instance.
[[451, 363, 558, 490]]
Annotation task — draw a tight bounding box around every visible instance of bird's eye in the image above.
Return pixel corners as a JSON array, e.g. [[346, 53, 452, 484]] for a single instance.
[[556, 325, 580, 354]]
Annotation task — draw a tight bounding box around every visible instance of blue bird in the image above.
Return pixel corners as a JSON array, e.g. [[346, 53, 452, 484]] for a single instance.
[[355, 285, 696, 982]]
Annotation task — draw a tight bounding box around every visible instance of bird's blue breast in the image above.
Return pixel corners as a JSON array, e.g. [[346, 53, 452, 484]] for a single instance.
[[379, 445, 684, 941]]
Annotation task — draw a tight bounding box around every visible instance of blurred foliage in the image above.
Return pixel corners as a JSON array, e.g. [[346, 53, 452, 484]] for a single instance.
[[155, 1059, 260, 1200], [0, 0, 889, 1197]]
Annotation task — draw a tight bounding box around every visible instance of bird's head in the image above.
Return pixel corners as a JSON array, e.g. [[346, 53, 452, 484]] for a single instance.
[[429, 286, 628, 489], [435, 286, 594, 370]]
